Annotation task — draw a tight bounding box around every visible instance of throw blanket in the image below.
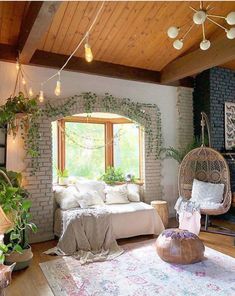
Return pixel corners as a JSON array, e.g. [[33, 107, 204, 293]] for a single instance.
[[45, 208, 123, 264], [174, 196, 201, 235]]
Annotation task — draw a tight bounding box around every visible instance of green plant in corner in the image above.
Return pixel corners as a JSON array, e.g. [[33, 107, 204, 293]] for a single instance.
[[0, 169, 37, 267], [100, 167, 125, 185]]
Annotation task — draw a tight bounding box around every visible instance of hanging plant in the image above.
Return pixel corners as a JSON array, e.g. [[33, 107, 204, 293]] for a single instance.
[[0, 92, 41, 173]]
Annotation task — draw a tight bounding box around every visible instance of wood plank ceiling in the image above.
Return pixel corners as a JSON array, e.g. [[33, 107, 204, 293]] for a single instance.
[[0, 1, 234, 83], [38, 1, 235, 71], [0, 1, 29, 45]]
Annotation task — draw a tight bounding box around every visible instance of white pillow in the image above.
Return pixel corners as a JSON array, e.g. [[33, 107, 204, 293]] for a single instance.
[[191, 179, 224, 205], [54, 186, 80, 210], [105, 184, 129, 204], [76, 190, 105, 209], [127, 184, 140, 202], [75, 180, 105, 200]]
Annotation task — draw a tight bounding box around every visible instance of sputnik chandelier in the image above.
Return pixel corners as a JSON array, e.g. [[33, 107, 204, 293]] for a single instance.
[[167, 1, 235, 51]]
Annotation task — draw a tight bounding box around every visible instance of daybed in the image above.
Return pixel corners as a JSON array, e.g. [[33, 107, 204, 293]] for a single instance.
[[54, 202, 164, 238], [53, 181, 164, 239]]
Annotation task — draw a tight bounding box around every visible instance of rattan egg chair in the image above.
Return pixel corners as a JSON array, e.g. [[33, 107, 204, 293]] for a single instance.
[[179, 146, 232, 215], [178, 112, 234, 236]]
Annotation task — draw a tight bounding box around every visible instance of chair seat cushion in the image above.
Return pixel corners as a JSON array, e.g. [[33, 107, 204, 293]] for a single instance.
[[200, 201, 224, 211], [191, 179, 224, 204]]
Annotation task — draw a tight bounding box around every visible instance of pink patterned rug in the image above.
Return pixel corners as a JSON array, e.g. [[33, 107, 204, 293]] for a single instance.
[[40, 239, 235, 296]]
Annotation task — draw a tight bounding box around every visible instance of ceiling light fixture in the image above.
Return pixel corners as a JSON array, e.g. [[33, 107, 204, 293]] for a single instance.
[[167, 1, 235, 51]]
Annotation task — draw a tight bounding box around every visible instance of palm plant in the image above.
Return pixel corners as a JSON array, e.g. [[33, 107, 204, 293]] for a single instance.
[[162, 136, 205, 164]]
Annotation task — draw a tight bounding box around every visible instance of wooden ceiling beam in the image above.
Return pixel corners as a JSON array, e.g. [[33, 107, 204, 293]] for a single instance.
[[161, 36, 235, 84], [18, 1, 61, 63], [30, 50, 161, 84], [0, 44, 17, 61], [0, 45, 193, 87]]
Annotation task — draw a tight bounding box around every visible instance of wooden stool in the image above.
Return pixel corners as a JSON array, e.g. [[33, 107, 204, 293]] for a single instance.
[[151, 200, 169, 228]]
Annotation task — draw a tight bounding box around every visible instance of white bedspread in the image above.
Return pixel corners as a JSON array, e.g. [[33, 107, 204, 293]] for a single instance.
[[54, 202, 164, 239]]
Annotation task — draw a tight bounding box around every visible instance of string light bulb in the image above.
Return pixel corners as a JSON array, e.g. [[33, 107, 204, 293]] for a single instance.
[[22, 77, 26, 85], [84, 34, 93, 62], [54, 73, 61, 96], [16, 60, 20, 71], [39, 86, 44, 103], [29, 87, 33, 97]]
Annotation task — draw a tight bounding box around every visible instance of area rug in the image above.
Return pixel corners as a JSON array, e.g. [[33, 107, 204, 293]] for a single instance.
[[40, 239, 235, 296]]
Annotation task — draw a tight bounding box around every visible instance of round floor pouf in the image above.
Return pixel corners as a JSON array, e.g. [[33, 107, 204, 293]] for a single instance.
[[156, 228, 205, 264]]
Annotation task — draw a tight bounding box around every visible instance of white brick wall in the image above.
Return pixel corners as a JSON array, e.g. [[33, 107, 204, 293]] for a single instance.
[[27, 95, 163, 242], [176, 87, 194, 148]]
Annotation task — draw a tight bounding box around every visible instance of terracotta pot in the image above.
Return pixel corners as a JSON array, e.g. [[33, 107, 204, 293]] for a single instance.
[[5, 246, 33, 271]]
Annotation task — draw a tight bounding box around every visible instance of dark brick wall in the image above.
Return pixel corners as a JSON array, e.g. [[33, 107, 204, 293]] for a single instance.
[[193, 70, 210, 137], [210, 67, 235, 150], [193, 67, 235, 194]]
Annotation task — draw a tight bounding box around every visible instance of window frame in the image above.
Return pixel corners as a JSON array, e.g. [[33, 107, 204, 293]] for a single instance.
[[57, 116, 143, 180]]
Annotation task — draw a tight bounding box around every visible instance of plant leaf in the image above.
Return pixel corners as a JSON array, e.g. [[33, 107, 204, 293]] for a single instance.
[[22, 199, 32, 210], [13, 244, 23, 253], [0, 243, 8, 253]]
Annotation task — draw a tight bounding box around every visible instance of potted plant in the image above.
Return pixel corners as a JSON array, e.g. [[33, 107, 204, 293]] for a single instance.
[[57, 168, 69, 185], [0, 169, 37, 270], [100, 167, 125, 185]]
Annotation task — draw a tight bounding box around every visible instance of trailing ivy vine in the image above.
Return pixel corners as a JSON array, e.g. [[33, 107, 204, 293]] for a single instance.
[[0, 92, 162, 173], [44, 92, 163, 160]]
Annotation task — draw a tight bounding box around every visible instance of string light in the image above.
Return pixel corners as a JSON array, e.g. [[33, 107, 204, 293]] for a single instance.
[[16, 60, 20, 71], [22, 77, 26, 85], [84, 33, 93, 62], [29, 87, 33, 97], [15, 1, 104, 98], [39, 84, 44, 102], [54, 73, 61, 96]]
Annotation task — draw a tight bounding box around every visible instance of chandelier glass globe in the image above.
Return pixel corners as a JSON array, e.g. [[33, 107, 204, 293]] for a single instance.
[[193, 10, 207, 25], [200, 39, 211, 50], [167, 26, 179, 39], [226, 28, 235, 39], [226, 12, 235, 25], [173, 39, 183, 50]]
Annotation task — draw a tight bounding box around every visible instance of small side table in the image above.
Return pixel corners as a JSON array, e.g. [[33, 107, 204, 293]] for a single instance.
[[151, 200, 169, 228]]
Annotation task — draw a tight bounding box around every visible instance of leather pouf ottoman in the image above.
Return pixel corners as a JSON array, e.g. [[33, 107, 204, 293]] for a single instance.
[[156, 228, 205, 264]]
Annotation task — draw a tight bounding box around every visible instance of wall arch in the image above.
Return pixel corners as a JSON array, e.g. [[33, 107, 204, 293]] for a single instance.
[[25, 94, 162, 242]]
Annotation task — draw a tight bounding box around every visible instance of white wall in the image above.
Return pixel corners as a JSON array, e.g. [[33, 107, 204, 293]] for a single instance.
[[0, 61, 179, 215]]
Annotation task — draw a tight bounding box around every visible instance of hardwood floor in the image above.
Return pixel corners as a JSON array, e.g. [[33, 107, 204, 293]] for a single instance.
[[6, 220, 235, 296]]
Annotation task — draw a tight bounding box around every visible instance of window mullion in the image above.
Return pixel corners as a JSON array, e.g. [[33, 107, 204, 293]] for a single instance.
[[58, 119, 65, 171], [105, 122, 113, 170]]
